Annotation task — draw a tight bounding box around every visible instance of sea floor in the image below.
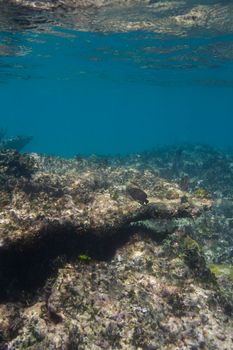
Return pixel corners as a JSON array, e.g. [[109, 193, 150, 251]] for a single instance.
[[0, 143, 233, 349]]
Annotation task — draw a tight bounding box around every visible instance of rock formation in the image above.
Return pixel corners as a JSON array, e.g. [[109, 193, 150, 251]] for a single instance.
[[0, 148, 232, 349]]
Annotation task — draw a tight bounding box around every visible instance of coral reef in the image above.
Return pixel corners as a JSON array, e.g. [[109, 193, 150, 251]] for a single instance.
[[0, 146, 233, 349], [1, 230, 233, 350], [120, 144, 233, 265], [0, 149, 210, 249], [0, 129, 33, 152]]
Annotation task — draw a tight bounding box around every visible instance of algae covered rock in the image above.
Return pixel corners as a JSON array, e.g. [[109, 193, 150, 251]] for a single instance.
[[0, 148, 232, 350], [3, 232, 233, 350], [0, 150, 211, 249], [0, 149, 35, 179]]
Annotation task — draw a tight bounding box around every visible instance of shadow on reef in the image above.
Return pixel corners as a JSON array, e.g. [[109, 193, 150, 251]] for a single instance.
[[0, 225, 167, 304], [1, 228, 233, 350]]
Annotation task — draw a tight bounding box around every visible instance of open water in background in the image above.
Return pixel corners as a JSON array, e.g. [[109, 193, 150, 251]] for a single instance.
[[0, 1, 233, 156]]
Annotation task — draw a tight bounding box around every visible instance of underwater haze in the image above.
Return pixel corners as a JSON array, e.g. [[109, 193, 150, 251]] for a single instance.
[[0, 1, 233, 156]]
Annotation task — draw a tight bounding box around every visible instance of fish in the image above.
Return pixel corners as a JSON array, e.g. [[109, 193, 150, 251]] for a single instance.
[[126, 186, 149, 205]]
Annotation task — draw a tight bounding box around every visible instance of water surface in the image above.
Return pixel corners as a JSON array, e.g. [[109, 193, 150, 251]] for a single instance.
[[0, 0, 233, 156]]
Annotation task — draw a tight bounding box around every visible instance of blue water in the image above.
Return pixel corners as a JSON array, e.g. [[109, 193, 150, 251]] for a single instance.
[[0, 6, 233, 156]]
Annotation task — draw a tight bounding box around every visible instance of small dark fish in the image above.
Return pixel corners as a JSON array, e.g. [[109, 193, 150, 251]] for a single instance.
[[126, 186, 149, 205]]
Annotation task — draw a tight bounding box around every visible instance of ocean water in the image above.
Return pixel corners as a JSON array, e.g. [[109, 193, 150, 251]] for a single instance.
[[0, 1, 233, 156], [1, 4, 233, 347]]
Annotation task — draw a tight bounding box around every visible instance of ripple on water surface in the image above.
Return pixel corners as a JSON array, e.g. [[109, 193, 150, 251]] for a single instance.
[[0, 0, 233, 86]]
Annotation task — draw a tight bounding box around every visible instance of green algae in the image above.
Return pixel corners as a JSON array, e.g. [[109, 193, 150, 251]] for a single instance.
[[209, 264, 233, 281], [183, 236, 201, 251], [78, 254, 91, 262], [208, 264, 233, 316], [194, 187, 209, 198], [162, 234, 215, 285]]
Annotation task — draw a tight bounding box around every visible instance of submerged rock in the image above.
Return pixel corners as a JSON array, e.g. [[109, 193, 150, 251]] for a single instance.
[[0, 149, 35, 179], [0, 147, 232, 349], [2, 232, 233, 350], [0, 149, 210, 249], [0, 129, 33, 152]]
